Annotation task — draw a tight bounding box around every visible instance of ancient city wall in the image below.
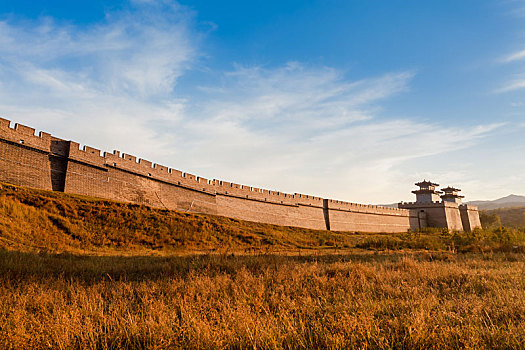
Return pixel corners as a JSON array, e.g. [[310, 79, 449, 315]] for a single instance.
[[444, 203, 464, 231], [65, 144, 218, 215], [326, 200, 412, 233], [0, 119, 56, 191], [399, 201, 477, 231], [399, 202, 449, 228], [0, 118, 416, 232], [460, 205, 481, 232]]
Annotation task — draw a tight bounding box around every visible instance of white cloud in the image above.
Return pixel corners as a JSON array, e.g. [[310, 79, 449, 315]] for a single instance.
[[500, 49, 525, 63], [507, 0, 525, 18], [0, 0, 196, 157], [0, 0, 502, 203], [496, 46, 525, 92], [0, 1, 197, 97], [167, 65, 500, 203], [495, 77, 525, 93]]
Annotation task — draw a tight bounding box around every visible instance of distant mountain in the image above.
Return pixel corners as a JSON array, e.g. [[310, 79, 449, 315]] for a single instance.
[[377, 203, 399, 208], [376, 194, 525, 210], [467, 194, 525, 210]]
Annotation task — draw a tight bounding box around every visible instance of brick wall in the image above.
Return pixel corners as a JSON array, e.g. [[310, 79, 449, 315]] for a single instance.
[[327, 200, 411, 232], [459, 205, 482, 231], [0, 118, 421, 233], [443, 203, 464, 231], [399, 201, 482, 232], [0, 119, 56, 191]]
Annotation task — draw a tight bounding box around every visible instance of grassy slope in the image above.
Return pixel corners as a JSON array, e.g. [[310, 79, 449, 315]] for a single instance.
[[3, 182, 525, 255], [482, 206, 525, 228], [0, 182, 363, 254]]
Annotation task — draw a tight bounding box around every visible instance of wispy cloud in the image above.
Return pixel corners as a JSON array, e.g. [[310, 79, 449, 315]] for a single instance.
[[0, 1, 197, 156], [0, 1, 198, 99], [496, 32, 525, 92], [495, 78, 525, 93], [506, 0, 525, 18], [195, 65, 414, 133], [495, 52, 525, 92], [149, 64, 499, 202], [500, 49, 525, 63], [0, 0, 501, 203]]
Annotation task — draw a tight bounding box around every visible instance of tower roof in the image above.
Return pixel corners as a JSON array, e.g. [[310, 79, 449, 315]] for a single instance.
[[441, 186, 464, 199], [415, 179, 439, 187], [441, 186, 461, 192]]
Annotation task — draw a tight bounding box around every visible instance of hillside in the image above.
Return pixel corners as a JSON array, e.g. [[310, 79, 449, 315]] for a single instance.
[[0, 182, 360, 254], [481, 206, 525, 228], [468, 194, 525, 210]]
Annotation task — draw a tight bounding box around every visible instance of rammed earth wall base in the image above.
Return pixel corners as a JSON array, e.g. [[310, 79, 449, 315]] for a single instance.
[[0, 118, 416, 233]]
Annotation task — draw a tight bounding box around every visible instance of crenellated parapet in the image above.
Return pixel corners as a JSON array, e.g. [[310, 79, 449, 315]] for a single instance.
[[0, 118, 416, 215], [399, 201, 459, 208], [328, 198, 407, 216], [293, 193, 325, 207], [0, 118, 52, 153], [6, 118, 484, 233]]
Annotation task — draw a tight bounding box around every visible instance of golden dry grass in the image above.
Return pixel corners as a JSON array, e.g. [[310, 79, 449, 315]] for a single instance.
[[0, 182, 360, 254], [1, 251, 525, 349], [2, 181, 524, 256], [2, 183, 525, 348]]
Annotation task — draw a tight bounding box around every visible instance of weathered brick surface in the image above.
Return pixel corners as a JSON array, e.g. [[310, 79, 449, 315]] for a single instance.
[[215, 195, 330, 230], [2, 118, 484, 233], [329, 207, 411, 233], [0, 119, 55, 191], [291, 205, 328, 231], [444, 204, 464, 231], [216, 195, 303, 227], [0, 140, 53, 191], [399, 201, 483, 232], [459, 205, 482, 231]]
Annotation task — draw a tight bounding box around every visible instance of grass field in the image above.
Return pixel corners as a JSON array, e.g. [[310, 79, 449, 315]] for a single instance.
[[2, 183, 525, 349], [2, 250, 525, 349]]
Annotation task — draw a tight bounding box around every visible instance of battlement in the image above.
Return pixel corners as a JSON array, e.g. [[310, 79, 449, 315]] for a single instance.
[[73, 147, 213, 192], [0, 118, 403, 211], [68, 142, 106, 167], [292, 193, 323, 206], [399, 201, 459, 208], [0, 118, 52, 152], [213, 179, 298, 204], [328, 198, 405, 212]]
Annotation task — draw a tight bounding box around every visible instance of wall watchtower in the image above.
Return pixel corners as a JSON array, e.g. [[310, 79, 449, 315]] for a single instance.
[[399, 180, 480, 232], [412, 180, 442, 203], [441, 186, 464, 204]]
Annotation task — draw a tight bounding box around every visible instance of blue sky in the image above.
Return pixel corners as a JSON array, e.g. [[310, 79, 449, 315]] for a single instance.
[[0, 0, 524, 203]]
